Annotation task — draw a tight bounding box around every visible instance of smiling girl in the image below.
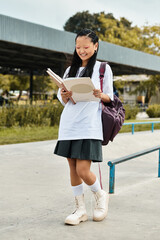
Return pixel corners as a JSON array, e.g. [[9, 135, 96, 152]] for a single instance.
[[54, 29, 113, 225]]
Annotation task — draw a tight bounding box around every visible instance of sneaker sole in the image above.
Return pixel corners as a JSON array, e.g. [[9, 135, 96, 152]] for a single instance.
[[93, 211, 108, 221], [65, 214, 88, 226]]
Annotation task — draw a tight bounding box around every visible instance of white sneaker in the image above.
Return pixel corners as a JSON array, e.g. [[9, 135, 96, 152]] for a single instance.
[[93, 189, 109, 221], [65, 195, 88, 225]]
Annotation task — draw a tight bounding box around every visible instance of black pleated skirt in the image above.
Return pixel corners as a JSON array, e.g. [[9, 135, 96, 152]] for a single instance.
[[54, 139, 102, 163]]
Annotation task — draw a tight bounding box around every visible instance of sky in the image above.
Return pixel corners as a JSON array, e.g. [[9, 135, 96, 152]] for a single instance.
[[0, 0, 160, 31]]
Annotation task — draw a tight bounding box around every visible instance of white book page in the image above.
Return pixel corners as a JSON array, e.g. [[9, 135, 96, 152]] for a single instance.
[[64, 77, 99, 102], [46, 68, 63, 88]]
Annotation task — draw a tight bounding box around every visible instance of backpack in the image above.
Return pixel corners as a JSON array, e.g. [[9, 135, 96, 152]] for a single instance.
[[99, 62, 125, 145]]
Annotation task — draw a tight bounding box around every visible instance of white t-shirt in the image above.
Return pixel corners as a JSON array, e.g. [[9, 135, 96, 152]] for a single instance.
[[57, 61, 113, 141]]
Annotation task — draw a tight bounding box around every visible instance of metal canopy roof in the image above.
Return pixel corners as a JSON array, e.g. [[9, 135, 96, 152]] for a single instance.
[[0, 40, 68, 75], [0, 14, 160, 76]]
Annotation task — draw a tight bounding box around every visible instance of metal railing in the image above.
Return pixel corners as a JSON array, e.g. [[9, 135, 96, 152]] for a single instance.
[[107, 145, 160, 194], [123, 121, 160, 134]]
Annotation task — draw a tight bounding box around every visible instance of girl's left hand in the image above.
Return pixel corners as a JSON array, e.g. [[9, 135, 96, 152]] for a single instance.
[[93, 89, 102, 99], [93, 89, 111, 102]]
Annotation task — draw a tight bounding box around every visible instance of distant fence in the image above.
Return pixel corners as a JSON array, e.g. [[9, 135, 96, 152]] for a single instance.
[[107, 145, 160, 194], [123, 121, 160, 134]]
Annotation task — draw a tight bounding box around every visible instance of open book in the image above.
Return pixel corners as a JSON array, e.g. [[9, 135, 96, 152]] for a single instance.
[[46, 68, 99, 104]]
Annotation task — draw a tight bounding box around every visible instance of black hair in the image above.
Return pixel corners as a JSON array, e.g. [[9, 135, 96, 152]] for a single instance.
[[67, 29, 99, 78]]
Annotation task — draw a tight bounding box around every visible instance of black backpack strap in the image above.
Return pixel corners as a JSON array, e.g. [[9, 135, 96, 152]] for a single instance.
[[99, 62, 107, 92]]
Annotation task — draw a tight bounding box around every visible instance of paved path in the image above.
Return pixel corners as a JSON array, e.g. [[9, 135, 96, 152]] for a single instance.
[[0, 131, 160, 240]]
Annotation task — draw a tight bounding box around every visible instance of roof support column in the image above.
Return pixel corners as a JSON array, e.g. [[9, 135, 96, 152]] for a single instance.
[[29, 70, 33, 104]]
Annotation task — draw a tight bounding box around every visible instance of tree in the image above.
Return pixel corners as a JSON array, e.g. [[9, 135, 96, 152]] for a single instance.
[[119, 17, 132, 29], [0, 74, 57, 101], [0, 74, 10, 93], [96, 12, 143, 50], [141, 25, 160, 56], [64, 11, 160, 102], [9, 75, 30, 100], [33, 75, 57, 93], [64, 11, 96, 33], [129, 76, 160, 104], [63, 11, 145, 51], [63, 11, 160, 56], [64, 11, 117, 34]]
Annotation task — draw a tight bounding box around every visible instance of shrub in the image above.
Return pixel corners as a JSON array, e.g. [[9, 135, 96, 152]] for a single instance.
[[0, 101, 63, 128], [124, 105, 139, 120], [0, 105, 16, 127], [146, 104, 160, 118], [46, 103, 63, 126]]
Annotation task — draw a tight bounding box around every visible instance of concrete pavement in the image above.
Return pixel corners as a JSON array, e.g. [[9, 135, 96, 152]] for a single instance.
[[0, 130, 160, 240]]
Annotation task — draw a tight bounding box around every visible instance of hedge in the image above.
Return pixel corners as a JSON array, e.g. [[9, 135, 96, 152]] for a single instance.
[[123, 104, 139, 120], [146, 104, 160, 118], [0, 101, 140, 128], [0, 101, 63, 128]]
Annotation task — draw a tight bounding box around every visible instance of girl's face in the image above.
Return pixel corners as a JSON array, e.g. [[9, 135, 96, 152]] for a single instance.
[[76, 36, 98, 67]]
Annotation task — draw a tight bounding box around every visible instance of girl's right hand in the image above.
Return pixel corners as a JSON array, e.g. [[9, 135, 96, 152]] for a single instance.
[[60, 88, 72, 104]]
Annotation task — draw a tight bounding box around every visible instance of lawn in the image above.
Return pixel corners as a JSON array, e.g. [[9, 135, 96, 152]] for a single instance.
[[120, 119, 160, 133], [0, 119, 159, 145], [0, 125, 59, 145]]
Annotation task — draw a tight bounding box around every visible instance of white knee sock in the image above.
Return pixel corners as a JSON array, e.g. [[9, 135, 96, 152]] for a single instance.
[[89, 178, 101, 192], [71, 183, 84, 196]]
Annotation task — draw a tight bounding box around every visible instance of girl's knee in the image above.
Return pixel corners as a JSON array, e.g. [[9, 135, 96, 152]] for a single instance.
[[76, 163, 90, 180]]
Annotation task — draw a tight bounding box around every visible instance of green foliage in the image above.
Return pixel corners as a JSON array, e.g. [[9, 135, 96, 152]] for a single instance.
[[64, 11, 116, 34], [0, 74, 57, 102], [96, 13, 143, 51], [141, 25, 160, 56], [146, 104, 160, 118], [64, 11, 132, 35], [124, 105, 139, 120], [0, 101, 63, 128], [64, 11, 160, 57], [129, 75, 160, 104], [0, 74, 10, 92], [64, 11, 141, 49], [64, 11, 97, 33], [64, 11, 160, 103], [33, 75, 57, 93], [113, 80, 125, 94], [9, 75, 30, 91], [0, 105, 16, 127]]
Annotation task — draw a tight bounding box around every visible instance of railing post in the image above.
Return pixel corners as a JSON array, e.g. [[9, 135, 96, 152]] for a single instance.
[[109, 164, 115, 194], [152, 123, 154, 132], [132, 124, 134, 134], [158, 149, 160, 178], [108, 146, 160, 193]]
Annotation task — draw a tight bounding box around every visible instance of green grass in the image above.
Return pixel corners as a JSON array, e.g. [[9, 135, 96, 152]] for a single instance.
[[0, 126, 59, 145], [0, 119, 160, 145], [120, 119, 160, 133]]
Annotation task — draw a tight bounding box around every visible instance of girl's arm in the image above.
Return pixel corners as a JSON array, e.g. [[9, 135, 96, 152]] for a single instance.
[[57, 67, 71, 106], [60, 88, 72, 104], [93, 64, 113, 103], [93, 89, 111, 103]]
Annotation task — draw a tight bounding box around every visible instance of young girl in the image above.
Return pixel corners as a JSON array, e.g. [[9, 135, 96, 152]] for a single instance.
[[54, 29, 113, 225]]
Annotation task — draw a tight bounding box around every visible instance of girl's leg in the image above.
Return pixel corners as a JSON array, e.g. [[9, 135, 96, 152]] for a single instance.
[[65, 158, 88, 225], [76, 159, 101, 192], [67, 158, 82, 186], [66, 158, 109, 224], [76, 159, 96, 185], [76, 159, 109, 222], [67, 158, 100, 193], [67, 158, 84, 196]]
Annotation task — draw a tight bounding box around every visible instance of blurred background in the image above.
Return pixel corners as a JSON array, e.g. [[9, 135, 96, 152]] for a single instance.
[[0, 0, 160, 144]]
